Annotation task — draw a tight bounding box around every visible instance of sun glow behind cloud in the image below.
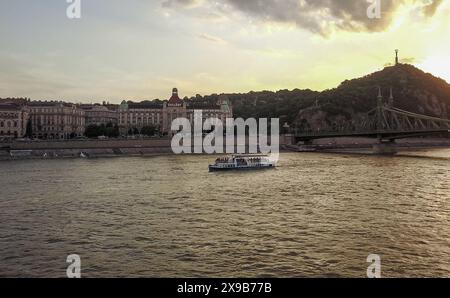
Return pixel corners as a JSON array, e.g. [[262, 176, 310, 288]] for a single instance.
[[415, 0, 450, 83], [0, 0, 448, 101], [260, 0, 450, 89]]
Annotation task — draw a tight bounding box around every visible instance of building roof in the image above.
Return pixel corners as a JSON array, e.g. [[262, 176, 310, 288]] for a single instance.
[[0, 98, 29, 105], [0, 103, 22, 111], [28, 101, 74, 107], [128, 102, 164, 109], [167, 88, 183, 106], [80, 104, 115, 112]]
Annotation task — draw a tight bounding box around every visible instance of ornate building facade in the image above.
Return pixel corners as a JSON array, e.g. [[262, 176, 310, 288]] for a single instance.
[[118, 88, 233, 135], [81, 104, 118, 126], [1, 89, 233, 139], [29, 101, 85, 139], [0, 103, 30, 139]]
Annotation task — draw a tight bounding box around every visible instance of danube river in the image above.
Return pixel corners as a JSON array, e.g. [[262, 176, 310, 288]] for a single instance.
[[0, 150, 449, 277]]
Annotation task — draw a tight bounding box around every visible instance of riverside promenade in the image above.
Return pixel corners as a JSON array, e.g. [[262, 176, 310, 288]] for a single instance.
[[2, 136, 449, 160], [0, 135, 289, 160], [0, 139, 174, 160]]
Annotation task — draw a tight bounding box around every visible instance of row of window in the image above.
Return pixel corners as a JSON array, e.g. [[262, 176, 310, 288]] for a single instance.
[[0, 131, 18, 136], [87, 112, 117, 116], [87, 119, 118, 124], [0, 113, 20, 118], [120, 113, 161, 125], [32, 108, 84, 115], [32, 117, 85, 126], [35, 127, 65, 132], [120, 119, 160, 124], [0, 121, 18, 128]]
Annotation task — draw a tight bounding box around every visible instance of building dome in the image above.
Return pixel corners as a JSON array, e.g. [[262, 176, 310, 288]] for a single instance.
[[119, 100, 129, 111], [168, 87, 183, 106]]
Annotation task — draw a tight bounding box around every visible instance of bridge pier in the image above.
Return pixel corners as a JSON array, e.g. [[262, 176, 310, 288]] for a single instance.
[[372, 140, 397, 155]]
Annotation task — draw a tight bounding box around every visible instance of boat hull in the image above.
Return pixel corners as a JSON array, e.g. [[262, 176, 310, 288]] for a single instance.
[[209, 164, 275, 172]]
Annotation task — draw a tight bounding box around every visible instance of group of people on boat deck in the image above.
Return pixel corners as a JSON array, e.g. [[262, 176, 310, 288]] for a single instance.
[[216, 157, 261, 164], [247, 158, 262, 163], [215, 157, 230, 164], [215, 157, 263, 164]]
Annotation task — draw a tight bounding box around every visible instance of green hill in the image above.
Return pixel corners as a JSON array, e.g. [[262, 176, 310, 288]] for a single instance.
[[320, 64, 450, 116], [295, 64, 450, 130], [191, 64, 450, 130], [187, 89, 318, 125]]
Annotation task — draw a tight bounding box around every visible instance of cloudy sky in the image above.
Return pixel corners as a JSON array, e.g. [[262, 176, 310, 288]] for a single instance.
[[0, 0, 449, 102]]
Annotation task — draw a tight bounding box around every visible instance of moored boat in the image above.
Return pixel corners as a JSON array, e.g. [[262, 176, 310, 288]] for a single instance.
[[209, 154, 276, 172]]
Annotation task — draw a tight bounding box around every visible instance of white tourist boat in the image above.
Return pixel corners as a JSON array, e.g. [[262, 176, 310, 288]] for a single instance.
[[209, 154, 276, 172], [9, 150, 33, 158]]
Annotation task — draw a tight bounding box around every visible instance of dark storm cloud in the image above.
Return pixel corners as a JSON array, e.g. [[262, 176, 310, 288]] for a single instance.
[[224, 0, 444, 34], [162, 0, 444, 35]]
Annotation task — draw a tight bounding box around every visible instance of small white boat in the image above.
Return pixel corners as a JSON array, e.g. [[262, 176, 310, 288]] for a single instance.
[[80, 152, 88, 158], [9, 150, 33, 158], [297, 145, 317, 152], [209, 154, 276, 172]]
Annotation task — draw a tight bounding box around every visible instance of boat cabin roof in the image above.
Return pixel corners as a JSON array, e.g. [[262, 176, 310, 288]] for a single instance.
[[232, 154, 269, 158]]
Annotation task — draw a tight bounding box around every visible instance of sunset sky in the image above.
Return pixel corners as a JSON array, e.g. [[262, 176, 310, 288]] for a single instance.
[[0, 0, 449, 103]]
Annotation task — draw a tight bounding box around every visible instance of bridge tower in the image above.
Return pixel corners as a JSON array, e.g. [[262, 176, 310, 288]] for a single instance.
[[388, 87, 394, 108], [373, 87, 398, 154], [376, 87, 384, 133]]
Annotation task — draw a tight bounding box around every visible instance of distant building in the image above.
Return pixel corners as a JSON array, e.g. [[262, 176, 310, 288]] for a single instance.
[[29, 101, 85, 139], [1, 89, 233, 139], [0, 103, 30, 139], [118, 88, 233, 135], [81, 104, 118, 126], [118, 99, 164, 135], [0, 98, 30, 106]]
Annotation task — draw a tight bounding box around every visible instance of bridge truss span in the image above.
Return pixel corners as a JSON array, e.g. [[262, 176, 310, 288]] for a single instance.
[[295, 103, 450, 142]]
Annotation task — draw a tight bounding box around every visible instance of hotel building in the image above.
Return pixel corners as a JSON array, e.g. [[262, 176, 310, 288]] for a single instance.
[[118, 88, 233, 135]]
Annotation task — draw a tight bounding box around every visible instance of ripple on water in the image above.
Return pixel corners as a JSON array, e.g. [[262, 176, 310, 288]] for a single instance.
[[0, 151, 450, 277]]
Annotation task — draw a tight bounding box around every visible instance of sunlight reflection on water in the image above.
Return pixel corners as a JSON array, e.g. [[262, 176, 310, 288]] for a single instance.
[[0, 150, 449, 277]]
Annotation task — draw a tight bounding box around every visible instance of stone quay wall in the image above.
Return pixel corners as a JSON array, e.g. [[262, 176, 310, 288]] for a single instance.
[[0, 136, 290, 160], [8, 139, 172, 150], [0, 139, 173, 160]]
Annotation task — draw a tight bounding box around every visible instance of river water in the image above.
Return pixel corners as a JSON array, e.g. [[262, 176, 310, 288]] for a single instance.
[[0, 150, 449, 277]]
